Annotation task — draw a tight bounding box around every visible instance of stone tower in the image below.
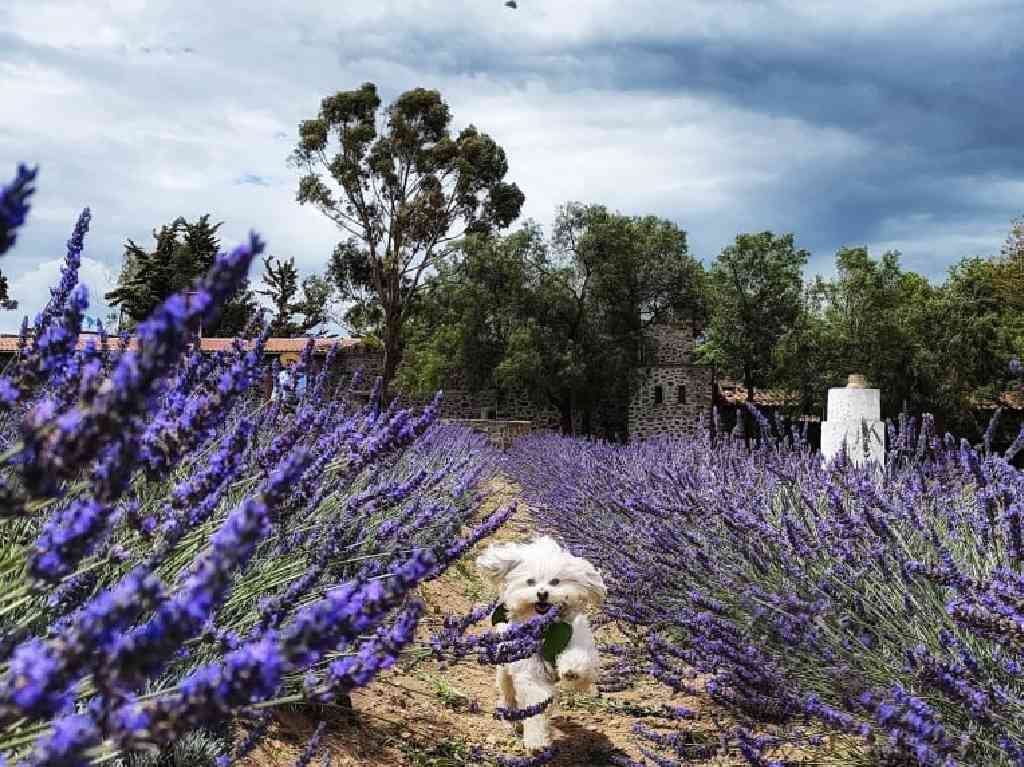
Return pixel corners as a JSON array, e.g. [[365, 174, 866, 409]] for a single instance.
[[627, 321, 713, 441]]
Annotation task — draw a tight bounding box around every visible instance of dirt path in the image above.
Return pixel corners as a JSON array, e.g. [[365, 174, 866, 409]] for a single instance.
[[244, 481, 829, 766]]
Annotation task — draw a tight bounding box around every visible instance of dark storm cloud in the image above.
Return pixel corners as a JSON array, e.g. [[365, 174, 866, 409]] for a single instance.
[[2, 0, 1023, 337], [328, 2, 1024, 275], [236, 174, 272, 187]]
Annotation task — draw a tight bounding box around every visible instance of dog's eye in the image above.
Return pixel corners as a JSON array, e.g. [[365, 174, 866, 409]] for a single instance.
[[549, 578, 560, 586], [526, 578, 536, 586]]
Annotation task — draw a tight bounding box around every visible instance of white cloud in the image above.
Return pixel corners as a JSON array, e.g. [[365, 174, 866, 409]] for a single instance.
[[0, 0, 1021, 319], [1, 257, 118, 333]]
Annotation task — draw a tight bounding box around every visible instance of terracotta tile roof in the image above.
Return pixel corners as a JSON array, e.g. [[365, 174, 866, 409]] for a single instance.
[[0, 334, 367, 355], [209, 337, 365, 354], [977, 388, 1024, 411], [714, 380, 801, 408]]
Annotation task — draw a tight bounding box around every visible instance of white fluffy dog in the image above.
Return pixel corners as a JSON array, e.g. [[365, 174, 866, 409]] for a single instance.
[[475, 536, 606, 751]]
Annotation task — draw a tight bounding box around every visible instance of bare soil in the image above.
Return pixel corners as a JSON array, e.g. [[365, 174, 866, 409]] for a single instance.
[[244, 481, 847, 767]]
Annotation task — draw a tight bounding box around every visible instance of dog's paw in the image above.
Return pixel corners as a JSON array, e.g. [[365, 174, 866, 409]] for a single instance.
[[522, 726, 551, 752], [556, 649, 598, 687]]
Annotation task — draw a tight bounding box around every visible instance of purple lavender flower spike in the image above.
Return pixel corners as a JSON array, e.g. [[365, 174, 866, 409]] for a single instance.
[[114, 635, 285, 748], [0, 568, 163, 725], [20, 233, 264, 496], [27, 499, 109, 583], [494, 697, 553, 722], [307, 602, 423, 703], [19, 712, 101, 767], [0, 163, 37, 256], [108, 448, 310, 686], [36, 208, 90, 334], [290, 721, 327, 767]]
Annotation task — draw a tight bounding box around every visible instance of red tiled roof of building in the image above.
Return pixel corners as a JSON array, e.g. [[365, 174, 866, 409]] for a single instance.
[[714, 380, 801, 409], [977, 388, 1024, 411], [0, 335, 368, 355], [716, 379, 1024, 414]]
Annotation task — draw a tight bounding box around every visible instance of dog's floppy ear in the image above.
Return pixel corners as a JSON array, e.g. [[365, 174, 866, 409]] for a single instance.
[[475, 541, 524, 586], [576, 557, 607, 608]]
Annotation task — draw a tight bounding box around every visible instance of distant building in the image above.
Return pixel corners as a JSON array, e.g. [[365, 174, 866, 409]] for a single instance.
[[627, 320, 714, 441], [0, 325, 837, 443]]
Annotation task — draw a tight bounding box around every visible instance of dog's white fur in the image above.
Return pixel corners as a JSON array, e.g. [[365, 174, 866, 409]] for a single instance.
[[475, 536, 606, 751]]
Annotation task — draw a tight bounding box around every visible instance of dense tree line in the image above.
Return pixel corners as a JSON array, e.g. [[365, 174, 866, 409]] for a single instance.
[[98, 81, 1022, 443], [399, 214, 1022, 442], [398, 203, 702, 437]]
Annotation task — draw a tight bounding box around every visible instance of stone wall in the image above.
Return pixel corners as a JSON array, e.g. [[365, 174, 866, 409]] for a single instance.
[[443, 418, 534, 449], [261, 322, 715, 441], [645, 322, 699, 366], [628, 321, 712, 441], [336, 347, 384, 381], [628, 366, 713, 440], [404, 387, 562, 431]]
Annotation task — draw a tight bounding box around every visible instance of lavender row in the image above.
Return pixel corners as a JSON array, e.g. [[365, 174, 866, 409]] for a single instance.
[[0, 163, 506, 766], [505, 413, 1024, 766]]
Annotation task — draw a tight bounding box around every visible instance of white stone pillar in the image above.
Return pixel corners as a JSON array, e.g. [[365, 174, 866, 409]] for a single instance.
[[820, 374, 885, 466]]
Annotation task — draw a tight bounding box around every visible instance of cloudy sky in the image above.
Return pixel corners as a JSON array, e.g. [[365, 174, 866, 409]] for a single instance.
[[2, 0, 1023, 333]]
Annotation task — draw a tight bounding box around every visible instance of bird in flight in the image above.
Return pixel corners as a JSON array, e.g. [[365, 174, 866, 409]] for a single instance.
[[505, 1, 517, 8]]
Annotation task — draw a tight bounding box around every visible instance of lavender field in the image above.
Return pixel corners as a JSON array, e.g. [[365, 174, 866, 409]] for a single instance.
[[505, 420, 1024, 765], [2, 161, 1024, 767], [0, 165, 517, 766]]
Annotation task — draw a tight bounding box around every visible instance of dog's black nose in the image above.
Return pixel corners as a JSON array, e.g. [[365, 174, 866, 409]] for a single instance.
[[537, 590, 549, 602]]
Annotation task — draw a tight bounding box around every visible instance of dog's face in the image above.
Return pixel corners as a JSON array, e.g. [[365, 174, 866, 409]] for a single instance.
[[475, 536, 606, 619]]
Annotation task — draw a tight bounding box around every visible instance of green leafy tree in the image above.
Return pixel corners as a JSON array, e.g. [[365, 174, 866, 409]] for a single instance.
[[400, 204, 704, 436], [930, 256, 1018, 434], [0, 271, 16, 310], [327, 238, 383, 337], [291, 82, 525, 393], [775, 244, 1016, 436], [398, 223, 550, 394], [996, 217, 1024, 359], [773, 281, 834, 417], [258, 256, 331, 337], [699, 231, 808, 403], [106, 215, 258, 336]]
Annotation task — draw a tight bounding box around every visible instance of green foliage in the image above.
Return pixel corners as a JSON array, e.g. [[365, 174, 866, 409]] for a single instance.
[[431, 678, 471, 711], [328, 237, 383, 337], [0, 269, 16, 311], [399, 204, 704, 436], [105, 215, 258, 336], [112, 729, 228, 767], [541, 621, 572, 664], [397, 736, 476, 767], [258, 255, 332, 337], [291, 82, 525, 389], [772, 243, 1020, 435], [699, 231, 808, 401]]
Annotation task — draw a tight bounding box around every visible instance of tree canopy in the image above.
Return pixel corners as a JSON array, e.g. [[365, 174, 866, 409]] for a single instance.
[[698, 231, 808, 403], [105, 215, 258, 336], [770, 243, 1021, 436], [258, 255, 332, 337], [291, 82, 525, 392], [399, 203, 704, 437]]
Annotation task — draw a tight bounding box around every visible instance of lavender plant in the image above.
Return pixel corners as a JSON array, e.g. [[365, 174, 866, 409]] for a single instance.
[[506, 413, 1024, 766], [0, 163, 506, 766]]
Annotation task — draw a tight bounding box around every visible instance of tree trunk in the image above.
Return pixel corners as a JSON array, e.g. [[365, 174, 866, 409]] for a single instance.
[[381, 306, 402, 402], [559, 397, 573, 436], [743, 364, 755, 447]]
